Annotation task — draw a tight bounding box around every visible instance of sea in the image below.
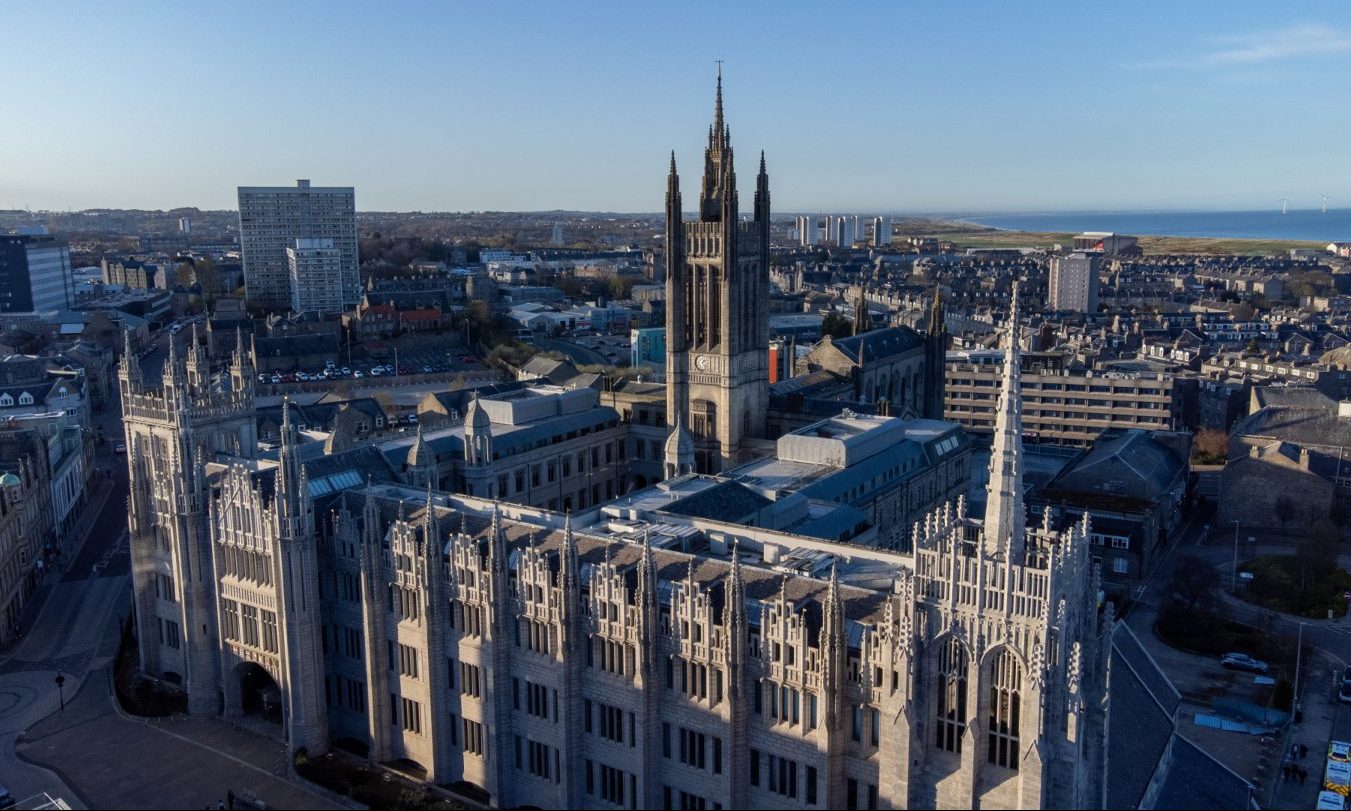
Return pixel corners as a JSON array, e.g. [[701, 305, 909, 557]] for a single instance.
[[958, 210, 1351, 243]]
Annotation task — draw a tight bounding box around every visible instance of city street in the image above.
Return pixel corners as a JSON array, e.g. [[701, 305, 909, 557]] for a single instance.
[[1126, 500, 1351, 807], [0, 383, 131, 808]]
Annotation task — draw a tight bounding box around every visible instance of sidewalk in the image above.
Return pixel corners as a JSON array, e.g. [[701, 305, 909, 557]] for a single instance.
[[0, 474, 115, 662], [1266, 651, 1343, 809], [17, 665, 344, 810]]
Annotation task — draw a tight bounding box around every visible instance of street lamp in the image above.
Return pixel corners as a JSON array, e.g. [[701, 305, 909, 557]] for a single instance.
[[1232, 520, 1241, 592], [1293, 622, 1305, 722], [54, 673, 65, 712]]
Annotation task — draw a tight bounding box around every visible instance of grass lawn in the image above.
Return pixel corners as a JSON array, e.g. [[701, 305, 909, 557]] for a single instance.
[[1245, 554, 1351, 619], [895, 218, 1325, 256]]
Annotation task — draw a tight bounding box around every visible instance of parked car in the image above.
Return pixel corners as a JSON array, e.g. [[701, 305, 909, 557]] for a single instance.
[[1219, 652, 1268, 674], [113, 441, 127, 455], [460, 355, 477, 363], [353, 370, 364, 379], [341, 367, 351, 375], [1330, 740, 1351, 763], [1339, 668, 1351, 704], [297, 372, 310, 382], [1317, 789, 1346, 810], [271, 375, 283, 384]]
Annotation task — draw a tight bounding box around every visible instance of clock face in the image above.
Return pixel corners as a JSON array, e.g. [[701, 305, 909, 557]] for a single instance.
[[695, 355, 710, 371]]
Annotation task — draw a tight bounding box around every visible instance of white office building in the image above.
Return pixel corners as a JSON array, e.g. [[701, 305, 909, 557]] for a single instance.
[[0, 229, 73, 320], [835, 215, 856, 247], [871, 216, 892, 247], [238, 179, 358, 311], [795, 215, 817, 246], [287, 238, 357, 315], [1048, 251, 1101, 313]]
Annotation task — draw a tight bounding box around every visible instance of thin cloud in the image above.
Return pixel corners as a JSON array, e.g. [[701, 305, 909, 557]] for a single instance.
[[1135, 23, 1351, 69]]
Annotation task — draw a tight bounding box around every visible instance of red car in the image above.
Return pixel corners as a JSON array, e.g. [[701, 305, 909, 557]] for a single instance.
[[459, 355, 477, 364]]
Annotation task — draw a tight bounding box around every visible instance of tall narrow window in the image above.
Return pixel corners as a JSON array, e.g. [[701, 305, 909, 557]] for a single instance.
[[988, 649, 1022, 770], [936, 636, 968, 753]]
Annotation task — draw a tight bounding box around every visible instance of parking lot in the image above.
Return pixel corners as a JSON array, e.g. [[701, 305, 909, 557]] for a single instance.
[[256, 348, 481, 385]]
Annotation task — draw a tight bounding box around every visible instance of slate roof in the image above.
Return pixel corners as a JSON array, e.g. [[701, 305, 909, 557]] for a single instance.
[[829, 327, 924, 363], [422, 381, 527, 415], [770, 370, 847, 396], [1106, 623, 1254, 810], [1149, 736, 1254, 810], [331, 490, 894, 630], [254, 333, 339, 358], [1234, 399, 1351, 449], [1107, 623, 1180, 810], [660, 480, 773, 524], [1042, 429, 1186, 502]]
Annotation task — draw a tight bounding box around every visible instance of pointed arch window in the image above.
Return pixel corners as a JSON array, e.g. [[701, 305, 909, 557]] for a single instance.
[[988, 649, 1022, 770], [935, 637, 967, 753]]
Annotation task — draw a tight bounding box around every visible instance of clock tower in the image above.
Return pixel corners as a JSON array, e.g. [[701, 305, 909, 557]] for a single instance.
[[664, 70, 770, 473]]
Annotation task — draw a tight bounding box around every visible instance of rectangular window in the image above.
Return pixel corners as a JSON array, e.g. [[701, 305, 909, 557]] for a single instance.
[[806, 766, 818, 805], [750, 748, 760, 787], [401, 698, 421, 734]]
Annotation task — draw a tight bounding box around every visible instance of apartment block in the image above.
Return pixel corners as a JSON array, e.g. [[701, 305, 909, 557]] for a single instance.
[[238, 179, 357, 311], [944, 350, 1177, 445]]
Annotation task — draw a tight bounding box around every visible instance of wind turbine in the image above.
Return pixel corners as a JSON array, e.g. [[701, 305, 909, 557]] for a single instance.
[[1279, 197, 1288, 215], [1323, 194, 1331, 214]]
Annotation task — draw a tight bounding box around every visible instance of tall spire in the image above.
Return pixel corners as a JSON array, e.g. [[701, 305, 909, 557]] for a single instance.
[[713, 63, 725, 149], [700, 68, 736, 220], [983, 282, 1026, 555]]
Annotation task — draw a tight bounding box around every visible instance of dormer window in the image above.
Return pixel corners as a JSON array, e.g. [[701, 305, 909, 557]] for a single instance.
[[17, 392, 32, 405], [0, 394, 12, 407]]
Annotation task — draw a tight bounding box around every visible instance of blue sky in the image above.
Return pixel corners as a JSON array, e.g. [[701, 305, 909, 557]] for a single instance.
[[4, 1, 1351, 213]]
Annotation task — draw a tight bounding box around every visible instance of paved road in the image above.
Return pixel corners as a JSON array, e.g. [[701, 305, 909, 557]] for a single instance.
[[17, 663, 343, 810], [0, 412, 131, 808]]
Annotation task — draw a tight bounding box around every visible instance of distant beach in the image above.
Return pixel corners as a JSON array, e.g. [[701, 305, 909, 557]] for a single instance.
[[959, 210, 1351, 243]]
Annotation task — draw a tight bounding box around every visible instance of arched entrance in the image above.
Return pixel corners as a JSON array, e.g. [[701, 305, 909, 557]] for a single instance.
[[237, 662, 283, 724]]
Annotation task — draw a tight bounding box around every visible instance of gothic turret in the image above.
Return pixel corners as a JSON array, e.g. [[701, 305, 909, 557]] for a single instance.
[[983, 283, 1026, 555], [229, 326, 254, 396], [119, 328, 142, 394], [923, 284, 947, 419], [406, 423, 435, 488], [663, 416, 695, 479], [275, 398, 312, 536], [464, 392, 492, 467]]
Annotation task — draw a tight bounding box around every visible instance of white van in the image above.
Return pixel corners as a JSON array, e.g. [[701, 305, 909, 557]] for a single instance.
[[1326, 760, 1351, 798], [1319, 789, 1346, 810]]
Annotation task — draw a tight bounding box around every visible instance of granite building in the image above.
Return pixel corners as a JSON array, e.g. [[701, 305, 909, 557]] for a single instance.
[[123, 279, 1120, 808], [664, 72, 771, 473]]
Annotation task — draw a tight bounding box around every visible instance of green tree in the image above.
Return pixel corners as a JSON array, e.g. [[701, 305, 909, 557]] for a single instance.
[[1296, 519, 1339, 593], [821, 312, 852, 339], [1170, 554, 1214, 611]]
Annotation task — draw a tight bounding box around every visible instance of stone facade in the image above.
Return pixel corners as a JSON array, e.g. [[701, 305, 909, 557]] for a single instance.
[[665, 74, 770, 473], [122, 277, 1112, 809]]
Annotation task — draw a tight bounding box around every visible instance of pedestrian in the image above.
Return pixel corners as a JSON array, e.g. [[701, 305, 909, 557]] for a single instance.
[[1300, 743, 1309, 759], [1284, 763, 1294, 781], [227, 790, 235, 810], [1300, 766, 1308, 785]]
